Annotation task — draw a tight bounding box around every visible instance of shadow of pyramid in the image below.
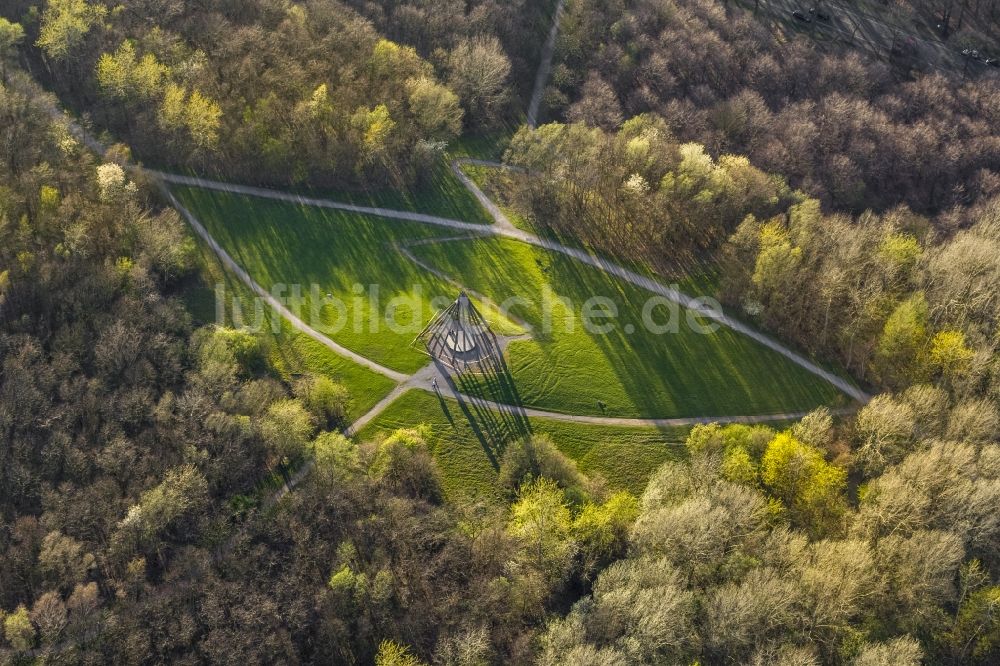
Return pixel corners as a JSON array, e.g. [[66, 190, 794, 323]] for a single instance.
[[419, 292, 532, 467], [436, 349, 532, 469]]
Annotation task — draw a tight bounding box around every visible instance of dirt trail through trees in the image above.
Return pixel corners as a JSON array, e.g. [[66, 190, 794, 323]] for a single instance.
[[526, 0, 566, 127]]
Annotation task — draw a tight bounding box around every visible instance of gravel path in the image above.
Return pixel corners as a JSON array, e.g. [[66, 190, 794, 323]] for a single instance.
[[152, 166, 868, 405], [43, 84, 868, 541], [163, 187, 410, 383]]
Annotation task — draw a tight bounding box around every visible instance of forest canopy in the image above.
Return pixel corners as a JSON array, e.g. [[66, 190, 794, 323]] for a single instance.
[[1, 0, 1000, 663]]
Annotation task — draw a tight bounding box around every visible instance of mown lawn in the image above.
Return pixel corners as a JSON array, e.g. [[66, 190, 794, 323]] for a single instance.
[[410, 236, 850, 418], [173, 158, 495, 225], [182, 226, 399, 421], [357, 389, 688, 500], [301, 160, 494, 225], [174, 186, 522, 375], [177, 185, 850, 421]]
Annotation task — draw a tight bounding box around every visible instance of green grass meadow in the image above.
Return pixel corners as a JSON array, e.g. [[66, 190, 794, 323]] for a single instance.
[[302, 160, 494, 225], [358, 390, 688, 499], [178, 186, 850, 420], [410, 236, 848, 418], [174, 186, 521, 374], [182, 226, 399, 421]]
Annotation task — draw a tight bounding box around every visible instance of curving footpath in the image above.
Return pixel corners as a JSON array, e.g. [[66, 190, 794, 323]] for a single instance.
[[151, 165, 869, 407], [164, 187, 411, 383], [15, 10, 872, 656]]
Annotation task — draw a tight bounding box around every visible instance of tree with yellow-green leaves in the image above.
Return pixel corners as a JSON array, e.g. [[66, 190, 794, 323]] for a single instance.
[[3, 605, 35, 651], [369, 39, 429, 84], [571, 491, 639, 576], [929, 330, 974, 390], [508, 478, 575, 583], [0, 18, 24, 82], [260, 399, 314, 462], [36, 0, 107, 62], [110, 465, 209, 563], [96, 41, 167, 102], [874, 293, 929, 388], [375, 640, 427, 666], [948, 585, 1000, 662], [348, 104, 397, 178], [406, 77, 463, 141], [752, 221, 803, 307], [761, 432, 846, 536], [158, 83, 222, 152]]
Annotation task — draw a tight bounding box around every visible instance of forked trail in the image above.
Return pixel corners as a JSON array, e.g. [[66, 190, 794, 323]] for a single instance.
[[42, 0, 866, 529], [152, 164, 869, 413]]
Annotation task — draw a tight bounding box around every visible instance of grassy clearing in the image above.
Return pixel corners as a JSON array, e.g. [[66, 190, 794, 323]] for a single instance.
[[182, 226, 399, 421], [301, 161, 494, 225], [177, 185, 849, 421], [174, 186, 522, 375], [449, 133, 515, 162], [173, 158, 494, 225], [410, 236, 850, 418], [530, 419, 689, 495], [357, 389, 688, 499]]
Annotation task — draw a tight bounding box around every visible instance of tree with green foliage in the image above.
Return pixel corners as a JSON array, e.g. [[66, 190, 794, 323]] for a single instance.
[[0, 18, 24, 82], [313, 432, 361, 484], [36, 0, 107, 62], [875, 294, 929, 388], [295, 374, 350, 430], [370, 39, 429, 84], [3, 605, 35, 651], [752, 221, 803, 318], [96, 41, 167, 102], [947, 585, 1000, 663], [375, 639, 427, 666], [158, 83, 222, 153], [508, 478, 575, 583], [406, 77, 463, 141], [260, 399, 314, 462], [720, 445, 758, 485], [498, 434, 589, 502], [929, 330, 974, 389], [196, 326, 264, 387], [184, 89, 223, 151], [571, 491, 638, 577], [110, 465, 209, 562], [367, 427, 442, 502], [761, 432, 846, 535]]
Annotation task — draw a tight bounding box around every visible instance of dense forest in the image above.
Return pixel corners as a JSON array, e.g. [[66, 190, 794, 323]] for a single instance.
[[547, 0, 1000, 214], [1, 0, 1000, 663], [499, 119, 1000, 390], [2, 0, 538, 187]]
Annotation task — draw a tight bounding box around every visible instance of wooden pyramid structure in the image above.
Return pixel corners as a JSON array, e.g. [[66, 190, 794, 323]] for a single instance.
[[414, 292, 501, 370]]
